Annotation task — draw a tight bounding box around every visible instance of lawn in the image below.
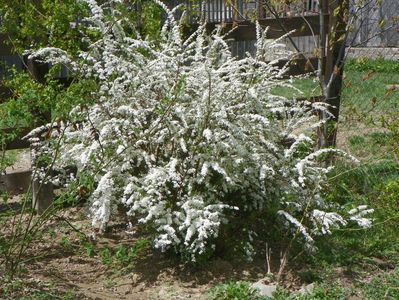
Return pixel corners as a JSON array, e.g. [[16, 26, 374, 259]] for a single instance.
[[272, 58, 399, 112], [261, 59, 399, 299], [288, 59, 399, 299]]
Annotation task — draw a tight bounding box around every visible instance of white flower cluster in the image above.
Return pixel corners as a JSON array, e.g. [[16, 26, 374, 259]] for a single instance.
[[35, 0, 373, 260]]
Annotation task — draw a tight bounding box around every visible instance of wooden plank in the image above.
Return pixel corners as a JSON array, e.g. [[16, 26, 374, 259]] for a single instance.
[[0, 170, 32, 195], [4, 138, 31, 151], [23, 54, 50, 84], [275, 57, 319, 76], [32, 178, 54, 214], [0, 34, 13, 55], [1, 127, 35, 150], [0, 85, 13, 101], [210, 15, 327, 40], [296, 95, 324, 102], [181, 14, 328, 41]]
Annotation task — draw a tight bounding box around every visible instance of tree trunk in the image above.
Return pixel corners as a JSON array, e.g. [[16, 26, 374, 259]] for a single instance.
[[318, 0, 348, 148]]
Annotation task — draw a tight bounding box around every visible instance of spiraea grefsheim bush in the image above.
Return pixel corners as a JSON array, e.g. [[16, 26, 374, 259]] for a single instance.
[[31, 0, 373, 261]]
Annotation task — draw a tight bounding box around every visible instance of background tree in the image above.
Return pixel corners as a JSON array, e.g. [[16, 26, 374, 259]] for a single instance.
[[0, 0, 163, 54]]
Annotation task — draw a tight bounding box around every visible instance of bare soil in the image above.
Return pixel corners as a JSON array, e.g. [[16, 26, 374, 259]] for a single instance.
[[0, 202, 273, 300]]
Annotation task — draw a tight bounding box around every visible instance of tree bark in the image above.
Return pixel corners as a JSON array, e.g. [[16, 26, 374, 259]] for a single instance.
[[318, 0, 348, 148]]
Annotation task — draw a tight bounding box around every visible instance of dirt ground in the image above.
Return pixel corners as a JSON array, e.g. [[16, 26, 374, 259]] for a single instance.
[[0, 151, 299, 300], [0, 199, 276, 300]]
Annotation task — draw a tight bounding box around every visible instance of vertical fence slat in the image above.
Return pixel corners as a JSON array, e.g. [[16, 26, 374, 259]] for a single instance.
[[217, 0, 220, 22], [219, 0, 222, 22], [209, 0, 212, 22], [224, 0, 227, 22]]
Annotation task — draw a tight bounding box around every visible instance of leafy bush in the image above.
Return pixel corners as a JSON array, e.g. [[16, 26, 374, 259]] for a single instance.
[[0, 0, 162, 54], [0, 0, 88, 55], [32, 0, 372, 261], [209, 281, 267, 300], [98, 239, 149, 270]]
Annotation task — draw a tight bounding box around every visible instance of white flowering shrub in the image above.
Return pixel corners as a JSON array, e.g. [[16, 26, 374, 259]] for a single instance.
[[33, 0, 373, 261]]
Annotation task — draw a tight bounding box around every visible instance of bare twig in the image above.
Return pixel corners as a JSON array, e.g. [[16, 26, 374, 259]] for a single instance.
[[265, 242, 272, 274]]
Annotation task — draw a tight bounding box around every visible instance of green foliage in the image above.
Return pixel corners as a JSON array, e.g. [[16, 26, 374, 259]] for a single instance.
[[100, 248, 113, 266], [0, 71, 45, 127], [135, 1, 163, 41], [298, 126, 399, 290], [99, 239, 149, 270], [0, 0, 163, 55], [286, 100, 399, 295], [84, 242, 95, 258], [0, 150, 17, 173], [53, 171, 96, 208], [316, 159, 399, 265], [209, 281, 267, 300], [0, 0, 89, 54], [115, 239, 149, 265], [2, 70, 98, 120], [209, 282, 351, 300], [376, 179, 399, 215], [59, 236, 74, 252], [0, 70, 98, 158]]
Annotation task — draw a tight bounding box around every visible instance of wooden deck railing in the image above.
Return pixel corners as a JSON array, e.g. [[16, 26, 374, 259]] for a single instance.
[[170, 0, 319, 24], [171, 0, 324, 56]]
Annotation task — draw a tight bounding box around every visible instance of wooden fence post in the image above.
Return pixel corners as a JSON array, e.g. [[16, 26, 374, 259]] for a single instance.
[[30, 133, 54, 214], [24, 55, 54, 213], [32, 175, 54, 214]]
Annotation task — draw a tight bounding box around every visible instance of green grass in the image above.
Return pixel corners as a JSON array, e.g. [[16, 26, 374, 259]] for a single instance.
[[272, 284, 351, 300], [297, 126, 399, 298], [272, 59, 399, 299], [272, 59, 399, 112], [208, 281, 352, 300], [346, 58, 399, 73], [97, 239, 150, 273], [209, 276, 399, 300], [342, 70, 399, 111], [360, 269, 399, 300], [272, 77, 320, 99]]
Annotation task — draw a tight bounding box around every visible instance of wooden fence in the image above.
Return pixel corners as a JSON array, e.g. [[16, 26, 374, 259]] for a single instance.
[[173, 0, 319, 22], [348, 0, 399, 48], [170, 0, 321, 56]]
